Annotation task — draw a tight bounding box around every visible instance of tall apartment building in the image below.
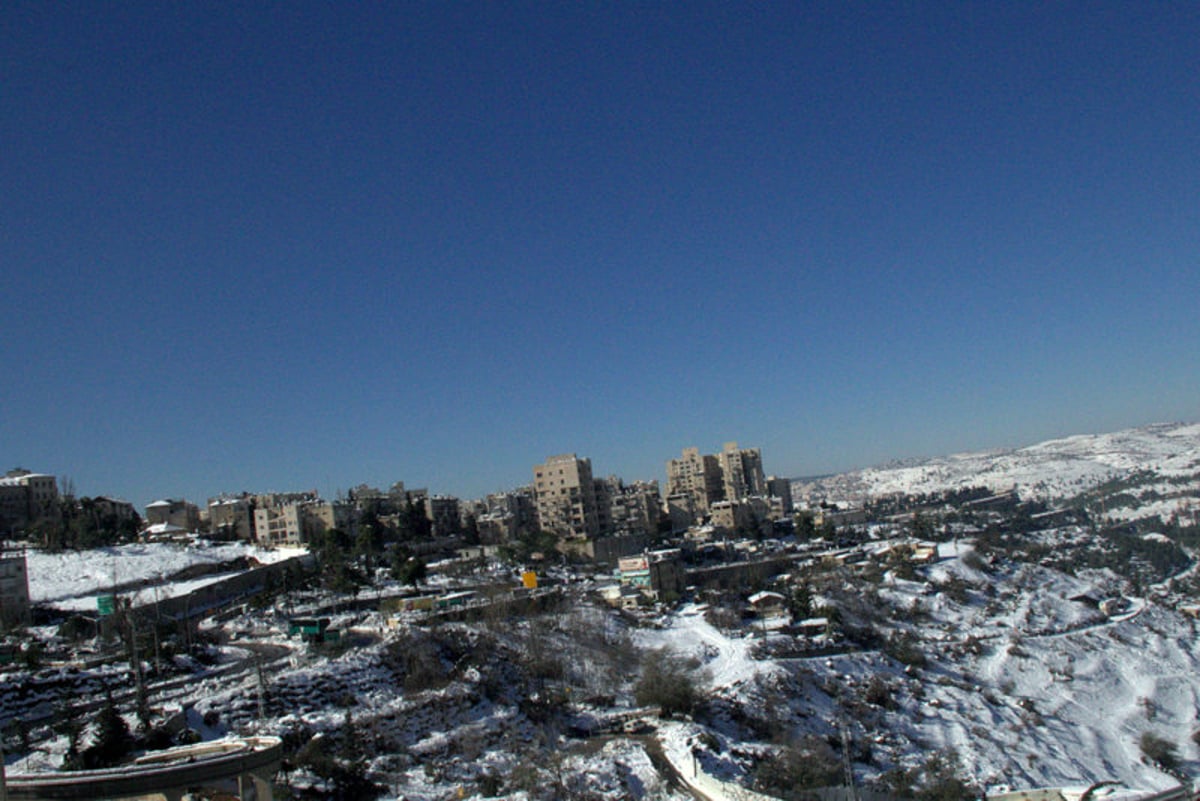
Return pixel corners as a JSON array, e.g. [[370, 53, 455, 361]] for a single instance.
[[665, 448, 724, 515], [666, 442, 769, 526], [719, 441, 766, 501], [0, 469, 58, 535], [533, 454, 600, 540]]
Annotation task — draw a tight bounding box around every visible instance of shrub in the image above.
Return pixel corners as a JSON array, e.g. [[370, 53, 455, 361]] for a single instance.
[[634, 648, 701, 717], [865, 675, 897, 709], [753, 735, 842, 798], [1140, 731, 1179, 769], [917, 749, 975, 801], [885, 631, 927, 668]]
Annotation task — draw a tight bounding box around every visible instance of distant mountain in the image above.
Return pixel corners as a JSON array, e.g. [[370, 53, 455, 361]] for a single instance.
[[795, 422, 1200, 522]]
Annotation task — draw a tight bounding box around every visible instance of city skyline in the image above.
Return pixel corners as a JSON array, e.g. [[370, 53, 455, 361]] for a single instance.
[[4, 4, 1198, 509]]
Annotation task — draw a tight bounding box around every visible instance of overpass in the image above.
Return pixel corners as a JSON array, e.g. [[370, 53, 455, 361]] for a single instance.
[[3, 736, 281, 801]]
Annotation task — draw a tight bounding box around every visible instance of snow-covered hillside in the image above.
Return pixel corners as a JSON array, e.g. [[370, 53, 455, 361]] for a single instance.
[[26, 540, 300, 610], [796, 422, 1200, 517]]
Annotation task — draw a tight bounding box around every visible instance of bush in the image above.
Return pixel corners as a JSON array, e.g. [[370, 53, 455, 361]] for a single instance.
[[918, 749, 975, 801], [880, 750, 975, 801], [885, 631, 927, 668], [865, 675, 897, 709], [753, 735, 841, 798], [1140, 731, 1179, 769], [634, 648, 701, 717]]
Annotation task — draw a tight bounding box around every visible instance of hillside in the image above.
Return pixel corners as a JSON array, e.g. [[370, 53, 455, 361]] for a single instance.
[[795, 422, 1200, 522]]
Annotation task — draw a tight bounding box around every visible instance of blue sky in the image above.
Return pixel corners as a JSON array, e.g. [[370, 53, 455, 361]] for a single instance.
[[3, 2, 1198, 509]]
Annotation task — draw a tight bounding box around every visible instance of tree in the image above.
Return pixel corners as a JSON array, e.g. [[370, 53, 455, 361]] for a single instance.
[[917, 749, 974, 801], [910, 510, 934, 540], [819, 516, 838, 540], [391, 548, 427, 587], [312, 528, 365, 594], [787, 584, 813, 619], [753, 735, 842, 798], [296, 733, 384, 800], [396, 498, 432, 543], [462, 512, 481, 545], [634, 648, 701, 717], [794, 511, 817, 540], [81, 691, 133, 769]]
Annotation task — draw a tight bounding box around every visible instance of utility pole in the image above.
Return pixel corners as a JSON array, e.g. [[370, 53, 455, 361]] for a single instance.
[[836, 699, 858, 801], [1, 736, 8, 801], [256, 656, 267, 721]]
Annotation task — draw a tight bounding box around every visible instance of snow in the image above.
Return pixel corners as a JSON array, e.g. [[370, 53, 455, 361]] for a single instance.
[[639, 603, 782, 691], [26, 540, 303, 607], [799, 422, 1200, 508]]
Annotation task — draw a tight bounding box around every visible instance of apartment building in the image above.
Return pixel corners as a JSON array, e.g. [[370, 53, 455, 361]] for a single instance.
[[766, 476, 794, 514], [146, 498, 201, 531], [93, 496, 139, 525], [251, 493, 346, 547], [0, 546, 30, 627], [208, 495, 254, 540], [665, 442, 773, 527], [601, 478, 663, 538], [718, 441, 766, 501], [533, 454, 600, 540], [665, 448, 724, 515], [0, 469, 58, 535], [425, 495, 462, 537]]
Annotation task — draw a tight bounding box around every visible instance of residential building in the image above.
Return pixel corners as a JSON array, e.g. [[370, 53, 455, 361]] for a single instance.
[[603, 478, 663, 538], [146, 498, 201, 531], [718, 441, 766, 501], [425, 495, 462, 537], [766, 476, 794, 515], [665, 442, 769, 526], [251, 492, 344, 547], [254, 503, 303, 547], [476, 512, 513, 544], [208, 495, 254, 540], [473, 487, 538, 544], [0, 545, 31, 627], [94, 496, 139, 525], [616, 548, 684, 601], [665, 492, 698, 532], [666, 448, 723, 516], [533, 454, 600, 540], [0, 469, 58, 535], [485, 488, 538, 532]]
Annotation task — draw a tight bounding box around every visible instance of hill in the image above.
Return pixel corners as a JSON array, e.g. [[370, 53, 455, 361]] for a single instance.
[[795, 422, 1200, 523]]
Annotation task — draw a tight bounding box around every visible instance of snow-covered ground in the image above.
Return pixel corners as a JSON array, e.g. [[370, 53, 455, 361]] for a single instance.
[[799, 421, 1200, 508], [26, 540, 303, 608]]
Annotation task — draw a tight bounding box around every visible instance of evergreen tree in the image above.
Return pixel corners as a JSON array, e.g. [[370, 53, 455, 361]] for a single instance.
[[83, 691, 133, 768]]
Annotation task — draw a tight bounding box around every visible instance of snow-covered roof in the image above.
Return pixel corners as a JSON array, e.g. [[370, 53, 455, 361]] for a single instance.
[[0, 473, 53, 487], [144, 522, 187, 535]]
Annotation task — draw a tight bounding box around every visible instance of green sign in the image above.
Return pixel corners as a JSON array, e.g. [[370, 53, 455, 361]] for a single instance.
[[97, 594, 116, 616]]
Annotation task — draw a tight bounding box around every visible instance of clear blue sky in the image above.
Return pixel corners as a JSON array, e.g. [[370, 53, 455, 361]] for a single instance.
[[3, 2, 1198, 509]]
